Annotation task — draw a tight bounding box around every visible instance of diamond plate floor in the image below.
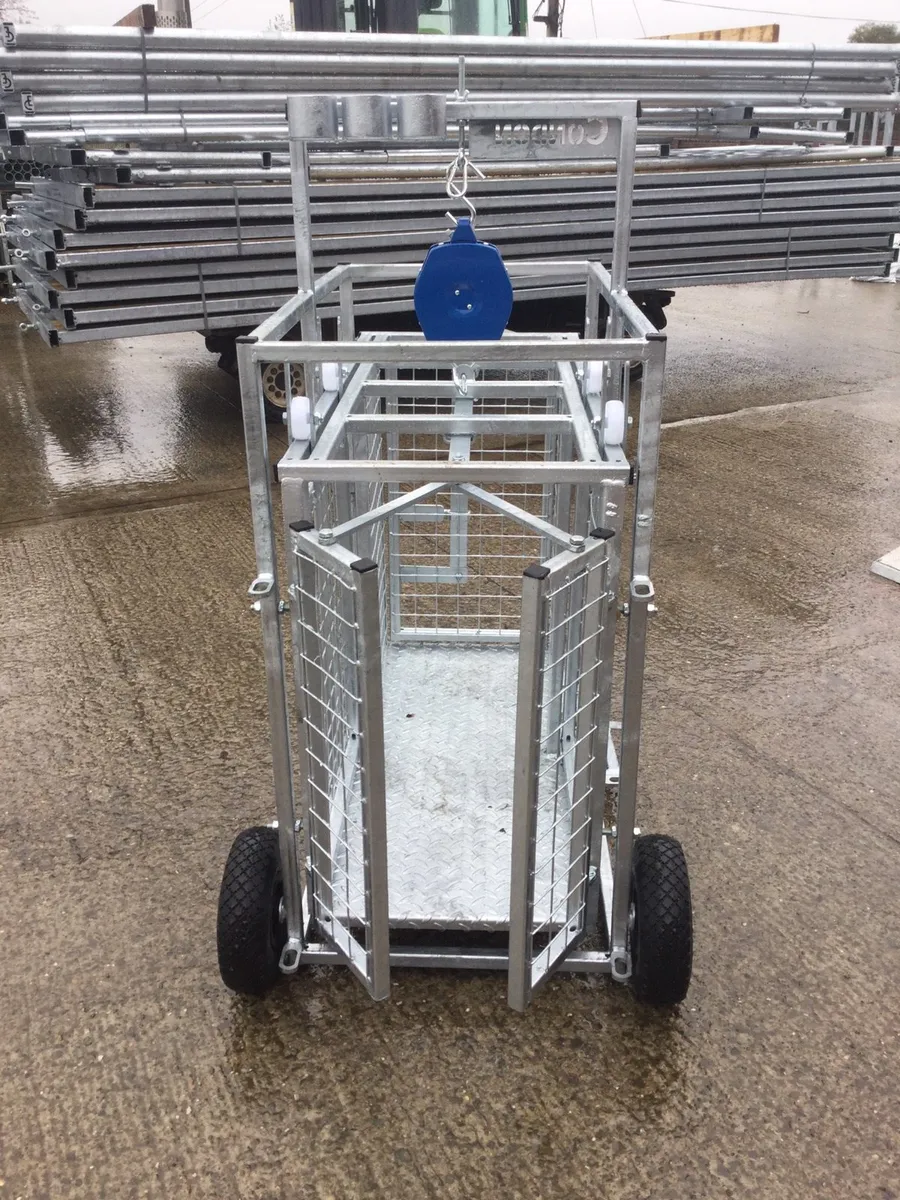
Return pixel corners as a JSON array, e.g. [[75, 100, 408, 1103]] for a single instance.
[[381, 644, 519, 927], [328, 642, 576, 931]]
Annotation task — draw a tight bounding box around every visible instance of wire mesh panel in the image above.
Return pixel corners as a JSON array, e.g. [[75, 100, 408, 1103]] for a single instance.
[[388, 486, 544, 642], [290, 527, 390, 1000], [373, 367, 586, 642], [507, 533, 611, 1011]]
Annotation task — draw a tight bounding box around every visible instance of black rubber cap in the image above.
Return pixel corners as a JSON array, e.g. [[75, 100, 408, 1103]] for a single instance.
[[524, 564, 551, 580], [590, 527, 616, 541], [289, 520, 314, 533], [351, 558, 378, 574], [236, 334, 258, 344]]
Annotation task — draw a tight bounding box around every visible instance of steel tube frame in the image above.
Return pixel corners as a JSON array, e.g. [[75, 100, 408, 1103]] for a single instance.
[[235, 334, 304, 962], [607, 337, 666, 981], [300, 943, 611, 972]]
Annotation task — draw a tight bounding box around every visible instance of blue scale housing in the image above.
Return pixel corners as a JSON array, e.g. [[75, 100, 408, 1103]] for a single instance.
[[413, 218, 514, 341]]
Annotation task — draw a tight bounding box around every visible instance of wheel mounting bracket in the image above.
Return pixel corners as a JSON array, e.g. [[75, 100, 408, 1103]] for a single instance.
[[279, 937, 303, 975], [611, 947, 632, 981]]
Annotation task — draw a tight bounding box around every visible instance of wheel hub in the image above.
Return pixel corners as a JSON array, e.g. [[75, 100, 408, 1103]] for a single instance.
[[261, 362, 288, 411]]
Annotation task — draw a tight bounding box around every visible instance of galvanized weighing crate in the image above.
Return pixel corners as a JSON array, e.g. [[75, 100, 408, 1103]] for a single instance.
[[217, 86, 692, 1011]]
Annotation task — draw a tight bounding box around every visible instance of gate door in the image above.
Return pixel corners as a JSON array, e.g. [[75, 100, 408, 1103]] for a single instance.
[[291, 526, 390, 1000], [508, 534, 611, 1011]]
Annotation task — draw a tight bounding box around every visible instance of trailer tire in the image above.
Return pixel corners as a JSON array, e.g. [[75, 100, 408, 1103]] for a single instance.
[[628, 834, 692, 1006], [217, 826, 287, 995]]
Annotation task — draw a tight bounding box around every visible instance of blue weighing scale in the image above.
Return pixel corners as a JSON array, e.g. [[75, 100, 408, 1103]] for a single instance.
[[413, 218, 513, 341]]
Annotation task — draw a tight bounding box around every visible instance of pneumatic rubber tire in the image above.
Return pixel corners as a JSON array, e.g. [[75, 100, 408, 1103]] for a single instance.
[[217, 826, 287, 995], [629, 834, 693, 1006]]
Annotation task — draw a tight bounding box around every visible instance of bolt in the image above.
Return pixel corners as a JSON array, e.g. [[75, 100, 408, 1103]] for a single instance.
[[250, 600, 261, 613], [569, 534, 586, 553], [648, 603, 658, 615], [318, 528, 335, 546], [278, 600, 289, 614], [636, 514, 652, 528]]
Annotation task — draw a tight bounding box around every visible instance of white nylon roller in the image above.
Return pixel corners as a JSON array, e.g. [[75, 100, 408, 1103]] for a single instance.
[[603, 399, 626, 447], [289, 394, 312, 442], [320, 362, 341, 392], [585, 361, 604, 394]]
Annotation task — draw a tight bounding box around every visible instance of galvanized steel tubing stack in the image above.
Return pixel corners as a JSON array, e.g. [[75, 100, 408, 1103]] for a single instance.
[[1, 26, 898, 345]]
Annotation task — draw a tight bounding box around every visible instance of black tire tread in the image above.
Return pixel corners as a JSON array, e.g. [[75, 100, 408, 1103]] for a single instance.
[[630, 833, 693, 1006], [217, 826, 285, 996]]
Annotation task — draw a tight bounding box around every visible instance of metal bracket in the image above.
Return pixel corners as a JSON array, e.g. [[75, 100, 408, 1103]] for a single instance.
[[279, 936, 303, 975], [611, 891, 634, 981], [630, 575, 654, 604], [452, 363, 476, 396], [610, 947, 632, 981], [248, 573, 274, 597]]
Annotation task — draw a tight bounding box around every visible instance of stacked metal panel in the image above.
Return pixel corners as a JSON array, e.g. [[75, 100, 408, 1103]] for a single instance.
[[1, 25, 898, 345]]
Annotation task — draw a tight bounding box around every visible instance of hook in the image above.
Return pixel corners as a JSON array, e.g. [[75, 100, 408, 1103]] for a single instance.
[[445, 147, 485, 226]]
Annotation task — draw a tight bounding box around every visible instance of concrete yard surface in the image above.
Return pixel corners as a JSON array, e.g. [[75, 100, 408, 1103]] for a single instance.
[[0, 278, 898, 1199]]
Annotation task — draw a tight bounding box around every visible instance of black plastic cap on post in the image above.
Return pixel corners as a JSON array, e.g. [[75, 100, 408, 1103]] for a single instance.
[[589, 527, 616, 542], [351, 558, 379, 574], [289, 520, 314, 533], [235, 335, 258, 344], [523, 564, 551, 580]]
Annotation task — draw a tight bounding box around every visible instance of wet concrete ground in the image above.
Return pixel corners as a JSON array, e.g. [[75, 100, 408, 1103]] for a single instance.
[[1, 279, 899, 1199]]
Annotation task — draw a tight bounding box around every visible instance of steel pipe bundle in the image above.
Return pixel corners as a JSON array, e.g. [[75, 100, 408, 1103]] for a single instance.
[[2, 25, 898, 345], [2, 25, 898, 121], [6, 153, 898, 344], [1, 26, 898, 105]]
